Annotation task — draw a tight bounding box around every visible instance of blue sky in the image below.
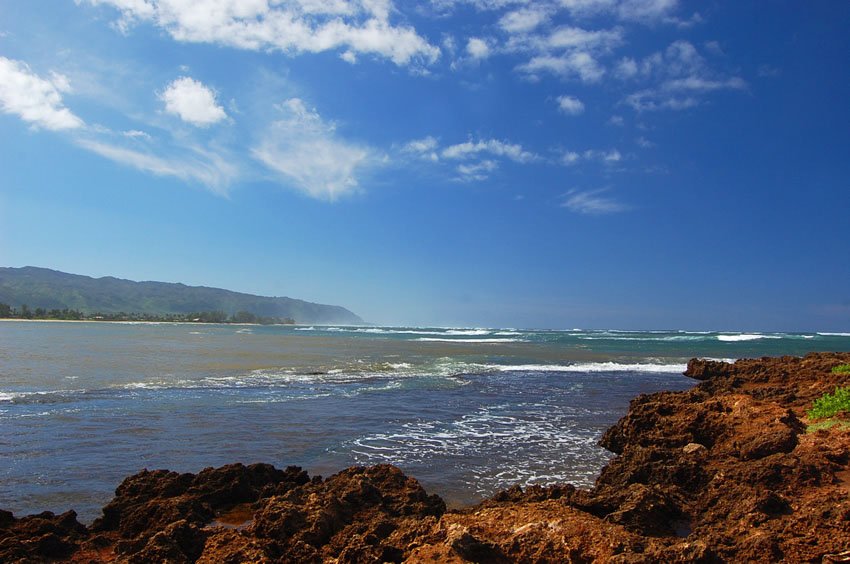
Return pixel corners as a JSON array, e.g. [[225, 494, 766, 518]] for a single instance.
[[0, 1, 848, 330]]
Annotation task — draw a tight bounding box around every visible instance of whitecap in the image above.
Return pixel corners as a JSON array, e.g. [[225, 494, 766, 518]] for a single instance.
[[415, 338, 523, 343], [716, 334, 780, 342], [490, 362, 687, 374]]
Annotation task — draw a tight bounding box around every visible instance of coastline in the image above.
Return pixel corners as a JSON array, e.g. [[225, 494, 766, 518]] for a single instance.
[[2, 352, 849, 562]]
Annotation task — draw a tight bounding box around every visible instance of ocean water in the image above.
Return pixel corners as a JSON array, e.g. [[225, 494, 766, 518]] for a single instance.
[[1, 321, 848, 522]]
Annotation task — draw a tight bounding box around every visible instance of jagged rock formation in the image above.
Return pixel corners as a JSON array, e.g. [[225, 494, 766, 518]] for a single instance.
[[2, 352, 849, 562]]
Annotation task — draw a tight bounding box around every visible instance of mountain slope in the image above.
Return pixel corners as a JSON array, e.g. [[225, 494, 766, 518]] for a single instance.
[[0, 267, 363, 324]]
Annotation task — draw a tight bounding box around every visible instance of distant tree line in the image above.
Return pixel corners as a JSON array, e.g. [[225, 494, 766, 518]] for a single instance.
[[0, 303, 295, 325]]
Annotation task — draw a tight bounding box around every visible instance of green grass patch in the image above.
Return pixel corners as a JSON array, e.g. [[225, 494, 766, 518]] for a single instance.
[[832, 363, 850, 374], [806, 419, 850, 433], [807, 386, 850, 420]]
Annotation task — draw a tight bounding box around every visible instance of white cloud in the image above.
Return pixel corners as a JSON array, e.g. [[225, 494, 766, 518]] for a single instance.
[[561, 148, 622, 165], [442, 138, 537, 163], [456, 159, 498, 181], [252, 98, 372, 201], [616, 0, 678, 22], [77, 138, 238, 195], [601, 148, 621, 162], [466, 37, 491, 59], [560, 0, 681, 23], [499, 7, 549, 34], [614, 57, 639, 79], [0, 56, 84, 130], [400, 135, 537, 180], [402, 136, 440, 161], [608, 114, 625, 126], [562, 188, 627, 214], [505, 23, 622, 82], [544, 26, 623, 52], [159, 76, 227, 127], [518, 51, 605, 82], [624, 90, 698, 111], [562, 151, 581, 165], [619, 40, 747, 111], [556, 95, 585, 115], [662, 76, 746, 92], [122, 129, 151, 139], [83, 0, 440, 67]]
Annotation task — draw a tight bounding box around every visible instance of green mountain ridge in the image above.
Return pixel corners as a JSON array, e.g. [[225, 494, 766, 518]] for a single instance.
[[0, 267, 364, 325]]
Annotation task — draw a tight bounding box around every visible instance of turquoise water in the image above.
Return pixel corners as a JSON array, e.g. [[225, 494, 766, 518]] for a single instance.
[[1, 321, 847, 522]]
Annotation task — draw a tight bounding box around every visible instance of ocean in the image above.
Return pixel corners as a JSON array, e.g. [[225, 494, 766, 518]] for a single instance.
[[1, 320, 847, 522]]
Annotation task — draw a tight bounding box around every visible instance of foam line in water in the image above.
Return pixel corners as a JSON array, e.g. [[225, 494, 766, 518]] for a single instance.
[[488, 362, 687, 373], [716, 334, 781, 342], [416, 338, 523, 343]]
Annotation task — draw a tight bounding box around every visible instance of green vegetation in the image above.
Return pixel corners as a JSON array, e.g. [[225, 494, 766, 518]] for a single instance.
[[805, 386, 850, 433], [832, 363, 850, 374], [0, 266, 363, 324], [0, 303, 295, 325], [807, 419, 850, 433], [806, 385, 850, 422]]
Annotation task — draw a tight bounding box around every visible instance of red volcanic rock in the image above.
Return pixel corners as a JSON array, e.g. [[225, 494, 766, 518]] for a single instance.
[[248, 464, 445, 562], [0, 510, 87, 563], [2, 351, 850, 562]]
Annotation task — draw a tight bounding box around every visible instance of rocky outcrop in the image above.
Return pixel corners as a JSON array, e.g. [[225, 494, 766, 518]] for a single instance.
[[2, 352, 849, 562]]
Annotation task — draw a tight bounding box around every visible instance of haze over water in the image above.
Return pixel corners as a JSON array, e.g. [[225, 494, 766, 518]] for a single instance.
[[2, 320, 848, 522]]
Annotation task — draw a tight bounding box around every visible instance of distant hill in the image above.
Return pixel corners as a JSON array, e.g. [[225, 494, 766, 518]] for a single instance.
[[0, 267, 363, 325]]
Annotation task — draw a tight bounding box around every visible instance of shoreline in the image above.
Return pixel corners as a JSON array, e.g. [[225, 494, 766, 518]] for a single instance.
[[0, 318, 295, 327], [2, 351, 849, 562]]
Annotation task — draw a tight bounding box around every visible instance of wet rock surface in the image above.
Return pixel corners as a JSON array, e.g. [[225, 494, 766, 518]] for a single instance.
[[2, 352, 849, 562]]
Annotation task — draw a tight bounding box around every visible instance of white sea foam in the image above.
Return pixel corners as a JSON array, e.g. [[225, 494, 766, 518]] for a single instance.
[[716, 334, 780, 342], [348, 401, 610, 494], [818, 332, 850, 337], [297, 326, 496, 337], [416, 338, 523, 343], [0, 389, 87, 403], [488, 362, 687, 374], [579, 335, 708, 342]]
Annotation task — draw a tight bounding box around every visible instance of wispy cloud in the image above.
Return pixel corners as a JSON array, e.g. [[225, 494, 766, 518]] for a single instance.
[[456, 159, 498, 181], [562, 188, 627, 214], [636, 136, 654, 148], [618, 40, 747, 111], [0, 56, 84, 130], [158, 77, 227, 127], [77, 138, 238, 196], [399, 135, 538, 181], [442, 138, 538, 162], [402, 136, 440, 161], [252, 98, 373, 201], [512, 26, 622, 82], [81, 0, 440, 67], [561, 148, 622, 165]]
